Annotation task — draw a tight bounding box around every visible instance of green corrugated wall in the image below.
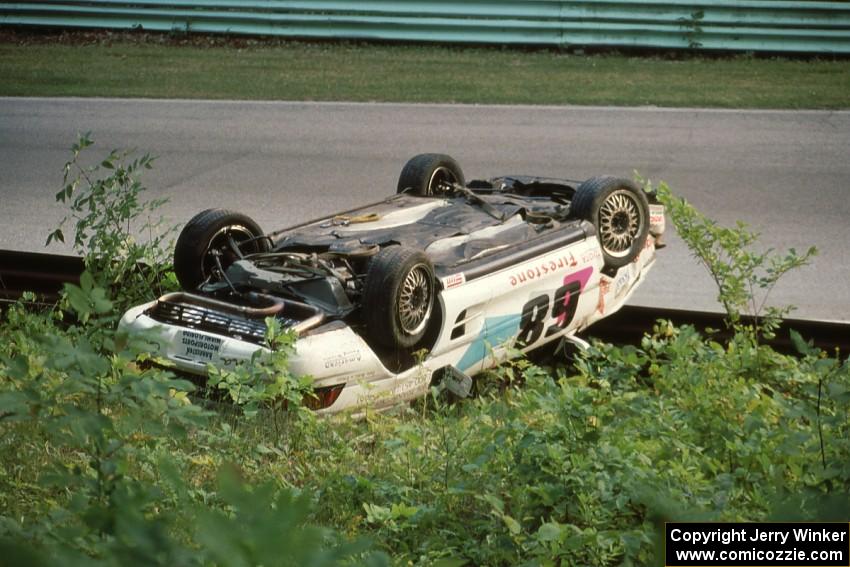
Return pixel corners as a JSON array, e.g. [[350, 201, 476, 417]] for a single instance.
[[1, 1, 849, 53]]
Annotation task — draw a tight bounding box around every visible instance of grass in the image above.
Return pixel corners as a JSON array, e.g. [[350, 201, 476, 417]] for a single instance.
[[1, 31, 849, 108]]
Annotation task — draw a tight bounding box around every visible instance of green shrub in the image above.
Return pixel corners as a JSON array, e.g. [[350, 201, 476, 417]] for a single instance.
[[47, 132, 178, 310], [651, 178, 816, 339], [1, 137, 387, 566]]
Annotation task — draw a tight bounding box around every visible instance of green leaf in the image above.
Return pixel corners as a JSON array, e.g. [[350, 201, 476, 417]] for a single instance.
[[63, 283, 91, 319], [390, 502, 418, 519], [826, 382, 850, 402], [363, 503, 391, 523], [789, 329, 815, 356], [480, 494, 505, 513], [46, 229, 64, 246], [90, 287, 113, 314], [79, 271, 94, 293], [502, 514, 521, 535], [255, 443, 282, 456], [538, 522, 564, 542]]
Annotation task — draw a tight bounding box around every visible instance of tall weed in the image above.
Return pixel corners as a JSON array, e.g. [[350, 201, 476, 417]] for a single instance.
[[47, 132, 178, 310]]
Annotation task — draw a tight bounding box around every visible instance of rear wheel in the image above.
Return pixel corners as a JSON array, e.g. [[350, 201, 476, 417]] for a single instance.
[[571, 177, 649, 269], [174, 209, 270, 291], [362, 246, 437, 350], [397, 153, 465, 196]]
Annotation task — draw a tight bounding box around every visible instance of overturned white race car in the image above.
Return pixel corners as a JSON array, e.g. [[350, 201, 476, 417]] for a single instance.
[[119, 154, 665, 413]]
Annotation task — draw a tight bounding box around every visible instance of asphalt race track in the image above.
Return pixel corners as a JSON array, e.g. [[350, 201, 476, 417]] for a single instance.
[[1, 97, 848, 322]]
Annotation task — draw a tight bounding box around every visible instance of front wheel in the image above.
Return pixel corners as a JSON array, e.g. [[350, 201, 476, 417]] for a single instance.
[[571, 177, 649, 269], [173, 209, 270, 291]]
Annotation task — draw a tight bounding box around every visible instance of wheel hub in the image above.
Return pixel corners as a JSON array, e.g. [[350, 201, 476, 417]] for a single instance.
[[612, 211, 630, 234], [398, 264, 433, 335], [428, 166, 459, 195], [599, 190, 643, 258], [202, 225, 256, 280]]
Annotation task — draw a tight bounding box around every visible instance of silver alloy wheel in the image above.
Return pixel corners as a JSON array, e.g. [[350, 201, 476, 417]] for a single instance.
[[427, 166, 459, 195], [397, 263, 433, 335], [201, 224, 256, 279], [598, 189, 645, 258]]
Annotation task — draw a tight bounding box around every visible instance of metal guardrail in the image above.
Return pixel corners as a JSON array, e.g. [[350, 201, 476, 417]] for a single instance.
[[2, 249, 847, 355], [587, 305, 849, 356], [1, 1, 849, 53], [0, 249, 83, 303]]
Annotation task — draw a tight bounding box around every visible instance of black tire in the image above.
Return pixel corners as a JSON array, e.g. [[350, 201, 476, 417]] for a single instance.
[[571, 176, 649, 269], [174, 208, 270, 291], [362, 246, 437, 350], [397, 153, 465, 196]]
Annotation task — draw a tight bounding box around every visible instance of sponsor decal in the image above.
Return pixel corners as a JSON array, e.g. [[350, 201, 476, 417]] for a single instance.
[[395, 371, 429, 396], [596, 277, 612, 315], [509, 253, 578, 287], [649, 204, 665, 227], [580, 248, 602, 265], [347, 370, 376, 382], [323, 349, 362, 370], [441, 272, 466, 290], [355, 371, 426, 406], [180, 330, 222, 362], [614, 269, 631, 298]]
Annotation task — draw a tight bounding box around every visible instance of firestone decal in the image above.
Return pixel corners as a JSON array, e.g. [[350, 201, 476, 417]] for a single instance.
[[509, 253, 578, 287]]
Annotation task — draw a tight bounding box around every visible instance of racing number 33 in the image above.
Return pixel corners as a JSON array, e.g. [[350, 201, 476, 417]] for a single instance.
[[518, 267, 593, 345]]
